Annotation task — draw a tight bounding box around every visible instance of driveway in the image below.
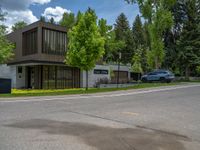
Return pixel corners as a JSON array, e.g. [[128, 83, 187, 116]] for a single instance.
[[0, 84, 200, 150]]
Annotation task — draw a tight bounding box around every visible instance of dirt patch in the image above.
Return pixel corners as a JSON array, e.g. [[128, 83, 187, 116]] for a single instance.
[[5, 119, 189, 150]]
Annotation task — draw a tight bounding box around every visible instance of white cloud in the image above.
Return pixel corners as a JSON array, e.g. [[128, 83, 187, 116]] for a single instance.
[[0, 0, 51, 32], [42, 6, 71, 22], [0, 0, 52, 10], [32, 0, 51, 5], [3, 10, 38, 32]]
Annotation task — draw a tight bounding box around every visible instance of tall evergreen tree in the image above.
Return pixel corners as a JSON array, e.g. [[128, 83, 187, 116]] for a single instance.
[[0, 8, 6, 21], [163, 0, 187, 72], [114, 13, 130, 41], [40, 16, 46, 22], [132, 15, 144, 49], [132, 15, 148, 72], [49, 17, 55, 24], [114, 13, 134, 64], [177, 0, 200, 78]]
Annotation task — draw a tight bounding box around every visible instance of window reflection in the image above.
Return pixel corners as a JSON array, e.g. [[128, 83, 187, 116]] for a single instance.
[[42, 65, 80, 89], [42, 28, 67, 55]]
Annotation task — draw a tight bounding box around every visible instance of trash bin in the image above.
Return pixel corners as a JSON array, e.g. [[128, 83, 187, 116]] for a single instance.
[[0, 78, 11, 94]]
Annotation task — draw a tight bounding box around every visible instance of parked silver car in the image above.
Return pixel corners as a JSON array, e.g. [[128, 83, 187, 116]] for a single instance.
[[141, 70, 175, 83]]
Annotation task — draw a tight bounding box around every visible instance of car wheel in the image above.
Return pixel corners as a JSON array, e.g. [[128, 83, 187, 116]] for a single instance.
[[160, 77, 166, 83], [142, 78, 147, 83], [166, 80, 171, 83]]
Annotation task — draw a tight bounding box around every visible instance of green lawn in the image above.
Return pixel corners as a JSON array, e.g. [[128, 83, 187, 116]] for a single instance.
[[0, 82, 182, 98]]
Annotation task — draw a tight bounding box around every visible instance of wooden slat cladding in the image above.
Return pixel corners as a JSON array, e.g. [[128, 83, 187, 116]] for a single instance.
[[41, 65, 80, 89], [22, 28, 38, 56], [111, 71, 129, 84], [42, 28, 67, 55]]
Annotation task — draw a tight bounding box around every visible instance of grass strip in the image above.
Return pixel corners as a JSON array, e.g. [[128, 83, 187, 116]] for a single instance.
[[0, 82, 182, 98]]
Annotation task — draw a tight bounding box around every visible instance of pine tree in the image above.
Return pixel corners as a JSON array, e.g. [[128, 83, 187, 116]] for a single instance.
[[132, 15, 149, 72], [132, 15, 144, 49], [114, 13, 134, 64], [177, 0, 200, 78], [49, 17, 55, 24], [40, 16, 46, 22], [114, 13, 130, 41]]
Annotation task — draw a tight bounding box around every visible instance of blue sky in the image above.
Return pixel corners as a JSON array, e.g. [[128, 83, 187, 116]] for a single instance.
[[30, 0, 139, 25], [0, 0, 139, 30]]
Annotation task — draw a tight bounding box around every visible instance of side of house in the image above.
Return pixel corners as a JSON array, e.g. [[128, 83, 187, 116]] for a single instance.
[[0, 21, 132, 89]]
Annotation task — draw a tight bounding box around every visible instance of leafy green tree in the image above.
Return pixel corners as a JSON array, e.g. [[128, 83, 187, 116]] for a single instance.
[[196, 66, 200, 76], [131, 48, 143, 81], [59, 12, 76, 30], [0, 10, 14, 64], [126, 0, 176, 69], [104, 31, 125, 63], [65, 8, 105, 90], [98, 18, 112, 37], [98, 18, 125, 63], [11, 21, 27, 31]]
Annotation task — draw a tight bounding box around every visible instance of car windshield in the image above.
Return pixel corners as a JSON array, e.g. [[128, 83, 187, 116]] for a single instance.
[[157, 71, 168, 74], [148, 72, 157, 75]]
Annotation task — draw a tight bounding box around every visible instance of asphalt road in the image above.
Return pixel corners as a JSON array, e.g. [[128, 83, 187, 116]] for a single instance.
[[0, 84, 200, 150]]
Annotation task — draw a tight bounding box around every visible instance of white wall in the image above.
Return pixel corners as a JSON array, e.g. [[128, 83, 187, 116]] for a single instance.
[[16, 66, 26, 89], [81, 64, 131, 88], [0, 64, 16, 88]]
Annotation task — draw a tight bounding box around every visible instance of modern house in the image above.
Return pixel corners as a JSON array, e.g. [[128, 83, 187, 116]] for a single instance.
[[0, 21, 132, 89]]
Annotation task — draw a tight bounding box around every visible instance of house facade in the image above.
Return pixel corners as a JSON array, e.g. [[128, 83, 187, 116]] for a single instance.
[[0, 21, 132, 89]]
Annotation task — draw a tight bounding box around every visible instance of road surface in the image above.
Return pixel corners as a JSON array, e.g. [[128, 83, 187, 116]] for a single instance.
[[0, 84, 200, 150]]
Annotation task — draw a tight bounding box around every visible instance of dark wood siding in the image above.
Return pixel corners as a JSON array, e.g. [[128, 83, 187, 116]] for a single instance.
[[42, 28, 67, 55], [111, 71, 129, 83], [22, 28, 38, 56]]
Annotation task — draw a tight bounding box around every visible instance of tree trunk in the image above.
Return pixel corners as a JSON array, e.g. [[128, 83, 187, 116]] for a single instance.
[[86, 70, 88, 90], [155, 57, 159, 70], [137, 73, 140, 84], [185, 66, 190, 81]]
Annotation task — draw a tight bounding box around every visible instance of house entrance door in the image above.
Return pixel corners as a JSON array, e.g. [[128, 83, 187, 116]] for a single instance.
[[27, 67, 35, 89]]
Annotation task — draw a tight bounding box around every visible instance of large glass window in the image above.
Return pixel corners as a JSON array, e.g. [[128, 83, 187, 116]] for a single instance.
[[22, 28, 38, 56], [42, 28, 67, 55], [42, 65, 80, 89]]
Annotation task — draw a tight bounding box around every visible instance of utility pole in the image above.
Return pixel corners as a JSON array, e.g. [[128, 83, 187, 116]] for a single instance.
[[117, 52, 121, 88]]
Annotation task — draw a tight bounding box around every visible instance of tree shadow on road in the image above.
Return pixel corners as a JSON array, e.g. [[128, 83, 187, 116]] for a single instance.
[[5, 119, 188, 150]]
